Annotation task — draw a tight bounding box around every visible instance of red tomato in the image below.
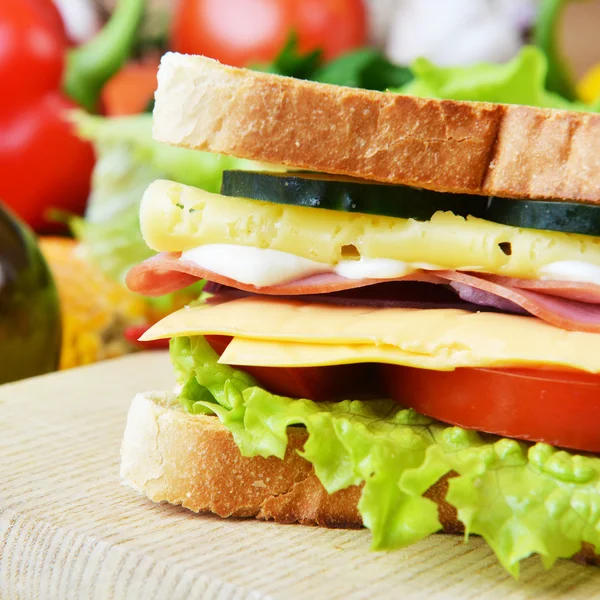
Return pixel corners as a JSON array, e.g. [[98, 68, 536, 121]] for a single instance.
[[205, 335, 372, 401], [33, 0, 68, 38], [0, 0, 68, 112], [170, 0, 367, 67], [0, 94, 95, 231], [382, 365, 600, 453]]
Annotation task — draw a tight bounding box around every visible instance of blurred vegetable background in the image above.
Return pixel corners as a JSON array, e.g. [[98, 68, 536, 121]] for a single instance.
[[39, 236, 146, 369], [2, 0, 600, 381]]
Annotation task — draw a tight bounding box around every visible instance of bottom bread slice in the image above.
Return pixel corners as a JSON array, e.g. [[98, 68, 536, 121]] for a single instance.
[[120, 392, 599, 566]]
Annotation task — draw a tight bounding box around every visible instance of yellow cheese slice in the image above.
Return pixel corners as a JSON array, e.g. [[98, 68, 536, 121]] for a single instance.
[[140, 180, 600, 280], [220, 338, 457, 370], [142, 297, 600, 372]]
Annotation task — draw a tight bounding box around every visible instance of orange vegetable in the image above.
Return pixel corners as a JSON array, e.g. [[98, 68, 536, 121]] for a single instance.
[[39, 236, 147, 368], [101, 57, 160, 116]]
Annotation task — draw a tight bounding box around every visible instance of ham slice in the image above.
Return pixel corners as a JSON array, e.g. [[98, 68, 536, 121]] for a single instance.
[[205, 281, 497, 311], [126, 252, 446, 296], [434, 271, 600, 333], [447, 281, 528, 315], [126, 252, 600, 333], [479, 274, 600, 304]]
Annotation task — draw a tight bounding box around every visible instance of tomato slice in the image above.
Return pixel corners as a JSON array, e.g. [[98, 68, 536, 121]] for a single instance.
[[382, 365, 600, 453], [205, 334, 600, 451], [205, 335, 372, 401]]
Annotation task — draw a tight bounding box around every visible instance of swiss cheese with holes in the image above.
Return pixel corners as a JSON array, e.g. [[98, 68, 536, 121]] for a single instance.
[[140, 180, 600, 280]]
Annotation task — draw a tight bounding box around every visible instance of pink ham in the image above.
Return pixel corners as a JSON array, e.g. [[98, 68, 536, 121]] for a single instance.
[[126, 252, 446, 296], [125, 253, 201, 296], [126, 253, 600, 333], [205, 280, 492, 311], [434, 271, 600, 333], [479, 274, 600, 304]]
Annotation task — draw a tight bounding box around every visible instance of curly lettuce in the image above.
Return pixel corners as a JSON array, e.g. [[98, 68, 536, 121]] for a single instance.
[[171, 335, 600, 576], [397, 46, 599, 112]]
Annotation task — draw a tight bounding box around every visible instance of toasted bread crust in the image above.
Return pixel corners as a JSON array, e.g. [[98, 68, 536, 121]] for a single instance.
[[120, 392, 599, 566], [153, 54, 600, 204]]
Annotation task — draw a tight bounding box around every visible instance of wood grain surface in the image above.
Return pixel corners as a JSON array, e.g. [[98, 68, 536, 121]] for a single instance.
[[1, 352, 600, 599]]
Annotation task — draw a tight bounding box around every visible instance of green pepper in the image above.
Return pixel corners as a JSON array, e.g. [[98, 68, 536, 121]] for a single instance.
[[0, 204, 61, 384], [533, 0, 592, 101], [64, 0, 145, 113]]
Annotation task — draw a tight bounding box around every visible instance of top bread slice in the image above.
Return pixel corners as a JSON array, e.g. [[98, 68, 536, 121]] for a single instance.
[[153, 53, 600, 204]]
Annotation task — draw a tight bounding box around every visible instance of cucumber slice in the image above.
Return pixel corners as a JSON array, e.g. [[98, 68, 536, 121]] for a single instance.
[[221, 171, 486, 221], [222, 171, 600, 237], [486, 198, 600, 236]]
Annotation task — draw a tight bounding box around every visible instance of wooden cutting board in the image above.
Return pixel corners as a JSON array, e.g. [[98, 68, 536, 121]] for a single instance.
[[1, 352, 599, 599]]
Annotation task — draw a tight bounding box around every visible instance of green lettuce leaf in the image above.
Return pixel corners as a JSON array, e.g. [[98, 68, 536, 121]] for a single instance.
[[171, 335, 600, 576], [397, 46, 594, 111]]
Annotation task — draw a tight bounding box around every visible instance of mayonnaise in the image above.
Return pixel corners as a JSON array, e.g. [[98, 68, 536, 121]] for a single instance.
[[182, 245, 600, 288], [335, 258, 441, 280], [181, 244, 444, 287], [181, 245, 330, 287], [539, 261, 600, 286]]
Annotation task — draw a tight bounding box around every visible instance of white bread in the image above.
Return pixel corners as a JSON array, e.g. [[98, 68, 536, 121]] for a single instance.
[[153, 53, 600, 203], [121, 392, 599, 566]]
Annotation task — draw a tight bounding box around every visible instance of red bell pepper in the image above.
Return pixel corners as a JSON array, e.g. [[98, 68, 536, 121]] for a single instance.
[[0, 0, 144, 232]]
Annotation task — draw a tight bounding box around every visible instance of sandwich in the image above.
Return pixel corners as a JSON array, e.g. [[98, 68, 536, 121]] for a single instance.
[[120, 53, 600, 575]]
